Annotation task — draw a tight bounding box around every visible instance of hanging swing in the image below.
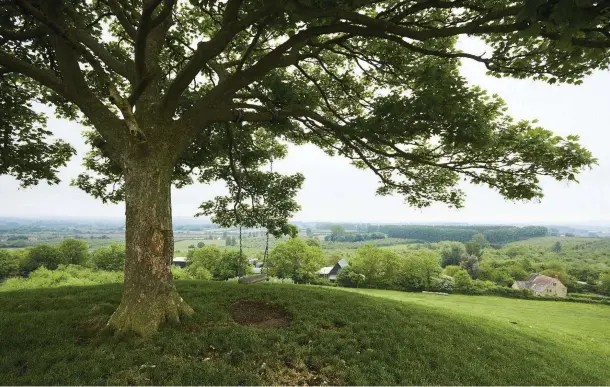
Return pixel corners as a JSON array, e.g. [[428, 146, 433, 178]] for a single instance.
[[235, 112, 275, 285], [237, 147, 274, 284]]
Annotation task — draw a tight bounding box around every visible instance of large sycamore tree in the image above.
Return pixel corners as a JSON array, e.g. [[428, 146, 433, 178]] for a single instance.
[[1, 0, 608, 336]]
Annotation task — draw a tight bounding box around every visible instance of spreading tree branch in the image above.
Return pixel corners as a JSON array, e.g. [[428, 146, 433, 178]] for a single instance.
[[162, 3, 279, 114], [0, 51, 71, 98], [106, 0, 137, 39]]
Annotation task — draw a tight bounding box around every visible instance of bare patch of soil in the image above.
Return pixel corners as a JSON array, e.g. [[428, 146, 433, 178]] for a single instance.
[[230, 300, 292, 328]]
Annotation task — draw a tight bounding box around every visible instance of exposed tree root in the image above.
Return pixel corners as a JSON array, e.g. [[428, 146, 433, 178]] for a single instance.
[[107, 290, 194, 337]]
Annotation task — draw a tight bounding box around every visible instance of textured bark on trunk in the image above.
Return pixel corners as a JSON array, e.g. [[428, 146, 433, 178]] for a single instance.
[[107, 158, 193, 337]]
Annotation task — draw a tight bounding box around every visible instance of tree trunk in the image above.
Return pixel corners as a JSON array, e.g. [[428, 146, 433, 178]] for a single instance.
[[107, 158, 193, 337]]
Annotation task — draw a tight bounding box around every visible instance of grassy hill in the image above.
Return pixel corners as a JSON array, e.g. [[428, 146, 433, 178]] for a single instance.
[[1, 282, 609, 385], [342, 288, 610, 355]]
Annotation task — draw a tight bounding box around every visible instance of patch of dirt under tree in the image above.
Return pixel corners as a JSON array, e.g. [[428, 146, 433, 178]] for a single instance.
[[230, 300, 292, 328]]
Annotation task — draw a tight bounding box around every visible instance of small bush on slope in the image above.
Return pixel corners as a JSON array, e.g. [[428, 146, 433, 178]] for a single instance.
[[0, 265, 123, 291]]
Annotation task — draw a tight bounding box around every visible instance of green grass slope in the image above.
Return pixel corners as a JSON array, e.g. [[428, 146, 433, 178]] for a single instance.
[[1, 282, 609, 385], [342, 289, 610, 363]]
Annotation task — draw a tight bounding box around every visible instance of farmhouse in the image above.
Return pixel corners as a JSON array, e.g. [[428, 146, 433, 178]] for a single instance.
[[512, 272, 567, 297], [172, 257, 189, 268], [319, 258, 349, 282], [248, 258, 266, 274]]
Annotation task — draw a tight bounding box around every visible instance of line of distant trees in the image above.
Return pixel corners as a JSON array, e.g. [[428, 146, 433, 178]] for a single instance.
[[365, 225, 548, 244], [6, 235, 29, 241]]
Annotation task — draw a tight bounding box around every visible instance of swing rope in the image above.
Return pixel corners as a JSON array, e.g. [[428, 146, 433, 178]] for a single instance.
[[233, 108, 277, 283], [227, 111, 246, 278], [261, 110, 278, 277]]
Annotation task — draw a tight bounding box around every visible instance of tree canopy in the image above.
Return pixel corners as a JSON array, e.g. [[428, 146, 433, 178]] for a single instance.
[[1, 0, 605, 208], [58, 238, 89, 265], [1, 0, 608, 336]]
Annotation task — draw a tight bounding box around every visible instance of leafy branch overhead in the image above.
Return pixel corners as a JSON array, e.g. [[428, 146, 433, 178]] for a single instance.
[[0, 75, 75, 187], [195, 124, 305, 237], [1, 0, 606, 209]]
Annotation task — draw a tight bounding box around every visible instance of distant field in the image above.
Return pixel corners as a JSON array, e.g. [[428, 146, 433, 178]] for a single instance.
[[174, 238, 226, 250], [509, 236, 610, 248], [503, 236, 610, 267], [0, 235, 124, 250], [321, 238, 418, 249], [173, 238, 266, 258]]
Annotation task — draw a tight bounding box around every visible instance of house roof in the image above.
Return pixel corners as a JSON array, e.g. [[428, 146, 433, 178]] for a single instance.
[[319, 266, 333, 275], [514, 274, 563, 293], [173, 257, 188, 262], [336, 258, 349, 268]]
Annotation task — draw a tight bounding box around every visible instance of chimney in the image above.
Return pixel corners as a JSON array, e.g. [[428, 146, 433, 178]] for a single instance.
[[535, 270, 540, 276], [554, 273, 559, 279]]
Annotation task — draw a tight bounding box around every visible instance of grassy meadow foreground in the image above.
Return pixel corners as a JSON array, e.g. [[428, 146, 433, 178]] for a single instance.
[[1, 281, 609, 386]]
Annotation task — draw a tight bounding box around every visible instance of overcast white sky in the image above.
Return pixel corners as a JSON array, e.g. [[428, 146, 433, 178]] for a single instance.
[[1, 39, 609, 224]]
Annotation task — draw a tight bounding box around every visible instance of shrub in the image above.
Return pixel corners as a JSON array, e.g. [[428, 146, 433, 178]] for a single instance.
[[0, 250, 19, 280], [597, 273, 610, 296], [337, 267, 366, 288], [470, 280, 498, 293], [189, 266, 213, 281], [476, 261, 515, 287], [493, 287, 534, 298], [440, 242, 466, 267], [91, 243, 125, 271], [188, 245, 222, 278], [443, 265, 461, 277], [0, 265, 123, 291], [567, 293, 609, 302], [21, 245, 64, 274], [396, 250, 442, 291], [172, 265, 211, 280], [216, 251, 250, 280], [171, 265, 190, 280], [453, 269, 472, 292], [305, 238, 321, 247], [292, 268, 319, 284], [430, 275, 454, 293], [58, 238, 89, 266], [351, 245, 401, 289], [308, 277, 334, 286]]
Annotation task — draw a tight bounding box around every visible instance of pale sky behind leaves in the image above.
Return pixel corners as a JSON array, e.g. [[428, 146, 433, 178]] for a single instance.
[[1, 38, 609, 224]]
